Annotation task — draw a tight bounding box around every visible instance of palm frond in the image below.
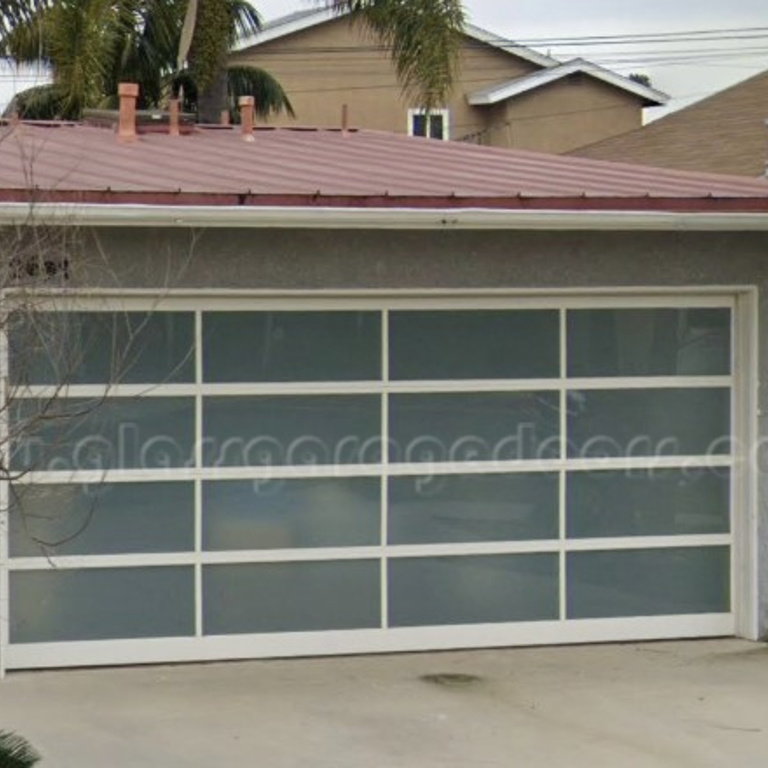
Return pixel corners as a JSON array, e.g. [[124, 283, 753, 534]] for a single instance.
[[5, 82, 62, 118], [226, 0, 260, 45], [0, 730, 41, 768], [227, 65, 294, 117], [327, 0, 464, 108], [0, 2, 50, 61]]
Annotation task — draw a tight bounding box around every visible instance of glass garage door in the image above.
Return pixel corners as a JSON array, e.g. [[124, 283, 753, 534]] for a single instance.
[[0, 297, 738, 670]]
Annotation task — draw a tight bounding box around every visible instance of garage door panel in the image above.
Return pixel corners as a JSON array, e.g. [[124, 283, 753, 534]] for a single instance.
[[567, 308, 731, 377], [203, 561, 381, 635], [203, 311, 381, 383], [9, 567, 196, 644], [388, 473, 559, 544], [203, 395, 381, 467], [567, 388, 731, 458], [9, 482, 195, 557], [389, 554, 560, 627], [566, 469, 731, 539], [567, 547, 731, 619], [389, 392, 560, 463], [389, 310, 559, 380], [203, 478, 381, 550]]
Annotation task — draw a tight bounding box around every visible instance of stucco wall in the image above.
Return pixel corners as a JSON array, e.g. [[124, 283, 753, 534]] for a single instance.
[[229, 18, 645, 151], [486, 76, 643, 153], [229, 16, 537, 141], [78, 226, 768, 637]]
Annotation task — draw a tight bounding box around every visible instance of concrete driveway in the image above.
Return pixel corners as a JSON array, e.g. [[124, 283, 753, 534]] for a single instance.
[[1, 639, 766, 767]]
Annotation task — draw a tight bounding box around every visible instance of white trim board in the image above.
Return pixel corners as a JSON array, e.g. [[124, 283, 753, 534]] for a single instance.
[[469, 58, 669, 107], [232, 7, 558, 69], [1, 205, 767, 231], [5, 614, 734, 671]]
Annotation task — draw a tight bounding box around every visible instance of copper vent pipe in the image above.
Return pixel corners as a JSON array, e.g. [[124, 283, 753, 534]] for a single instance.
[[220, 109, 231, 126], [117, 82, 139, 142], [168, 98, 180, 137], [239, 95, 255, 140]]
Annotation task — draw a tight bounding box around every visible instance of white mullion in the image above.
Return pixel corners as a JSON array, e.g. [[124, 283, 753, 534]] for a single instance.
[[565, 534, 732, 552], [194, 311, 204, 638], [14, 384, 200, 399], [15, 288, 738, 313], [12, 455, 735, 486], [559, 308, 567, 622], [0, 307, 10, 678], [567, 376, 733, 391], [12, 376, 735, 400], [380, 309, 389, 630], [7, 533, 733, 571]]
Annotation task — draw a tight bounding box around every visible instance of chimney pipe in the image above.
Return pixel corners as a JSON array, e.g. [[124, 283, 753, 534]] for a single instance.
[[765, 120, 768, 177], [168, 98, 180, 137], [118, 82, 139, 142], [220, 109, 231, 126], [341, 103, 349, 138], [239, 96, 255, 141]]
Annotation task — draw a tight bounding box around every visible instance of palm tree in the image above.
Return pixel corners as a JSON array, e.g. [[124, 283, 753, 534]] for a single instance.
[[0, 730, 40, 768], [183, 0, 465, 123], [0, 0, 293, 120], [0, 0, 465, 123]]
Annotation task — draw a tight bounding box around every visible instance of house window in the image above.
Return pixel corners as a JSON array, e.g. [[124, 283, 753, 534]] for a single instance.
[[408, 109, 449, 140]]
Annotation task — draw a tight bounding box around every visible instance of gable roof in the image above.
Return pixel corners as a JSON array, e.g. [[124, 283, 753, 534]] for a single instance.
[[232, 6, 559, 69], [571, 67, 768, 177], [1, 121, 766, 214], [468, 58, 668, 107]]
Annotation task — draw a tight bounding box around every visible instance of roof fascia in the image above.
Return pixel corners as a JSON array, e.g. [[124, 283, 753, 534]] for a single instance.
[[469, 59, 669, 106], [233, 8, 558, 69], [4, 204, 768, 231]]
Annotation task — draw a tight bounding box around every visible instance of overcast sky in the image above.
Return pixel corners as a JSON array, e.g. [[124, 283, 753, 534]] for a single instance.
[[2, 0, 766, 118], [251, 0, 768, 119]]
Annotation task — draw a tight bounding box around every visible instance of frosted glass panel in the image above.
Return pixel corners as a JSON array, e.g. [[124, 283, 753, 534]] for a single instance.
[[9, 483, 194, 557], [9, 312, 194, 385], [11, 397, 195, 471], [567, 469, 730, 538], [388, 473, 559, 544], [203, 478, 380, 550], [203, 395, 381, 466], [567, 547, 730, 618], [388, 554, 559, 626], [568, 308, 730, 377], [567, 388, 730, 458], [389, 392, 560, 463], [390, 310, 559, 380], [203, 311, 380, 382], [203, 561, 380, 634], [10, 567, 195, 643]]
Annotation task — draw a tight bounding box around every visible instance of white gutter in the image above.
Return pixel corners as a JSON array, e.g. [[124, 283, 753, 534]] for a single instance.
[[1, 204, 768, 231]]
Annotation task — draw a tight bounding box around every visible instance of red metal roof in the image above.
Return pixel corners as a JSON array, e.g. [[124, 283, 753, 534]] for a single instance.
[[1, 121, 767, 211]]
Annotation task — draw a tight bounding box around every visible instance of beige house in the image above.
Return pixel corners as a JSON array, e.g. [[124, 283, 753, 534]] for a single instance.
[[229, 8, 668, 154]]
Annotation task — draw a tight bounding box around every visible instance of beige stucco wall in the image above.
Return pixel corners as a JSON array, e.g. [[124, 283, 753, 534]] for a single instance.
[[230, 18, 644, 151], [483, 75, 643, 153], [230, 16, 537, 141]]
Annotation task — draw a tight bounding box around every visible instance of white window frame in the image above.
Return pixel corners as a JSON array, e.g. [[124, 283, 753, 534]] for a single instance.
[[0, 286, 758, 674], [407, 108, 450, 140]]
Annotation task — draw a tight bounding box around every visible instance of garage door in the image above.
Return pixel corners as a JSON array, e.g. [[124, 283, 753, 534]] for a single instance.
[[0, 294, 743, 670]]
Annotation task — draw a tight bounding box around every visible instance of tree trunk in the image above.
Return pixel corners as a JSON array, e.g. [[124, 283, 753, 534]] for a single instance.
[[197, 66, 228, 124]]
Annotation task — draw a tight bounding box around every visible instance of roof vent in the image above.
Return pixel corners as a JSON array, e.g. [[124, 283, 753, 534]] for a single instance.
[[239, 96, 255, 142], [118, 82, 139, 142]]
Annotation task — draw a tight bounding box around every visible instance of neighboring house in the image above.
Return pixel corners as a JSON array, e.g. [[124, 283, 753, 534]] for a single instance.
[[0, 87, 767, 674], [572, 68, 768, 177], [228, 8, 667, 154]]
